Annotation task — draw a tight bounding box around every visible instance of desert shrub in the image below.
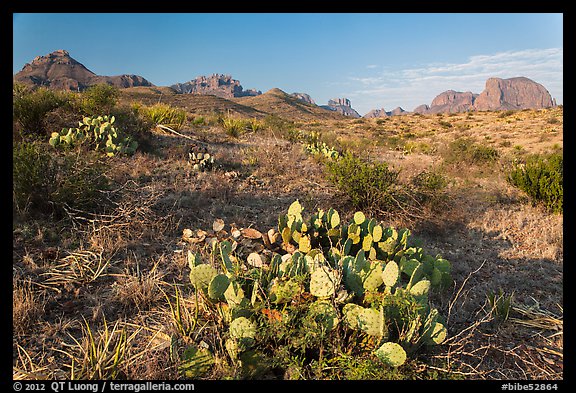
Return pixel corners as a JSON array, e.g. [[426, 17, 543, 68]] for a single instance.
[[13, 140, 57, 212], [444, 138, 499, 166], [80, 84, 119, 115], [13, 86, 72, 135], [508, 152, 563, 213], [498, 110, 515, 118], [409, 170, 449, 211], [325, 153, 399, 214], [13, 141, 110, 215], [111, 105, 155, 152], [222, 117, 247, 138], [438, 120, 453, 129], [137, 103, 186, 130]]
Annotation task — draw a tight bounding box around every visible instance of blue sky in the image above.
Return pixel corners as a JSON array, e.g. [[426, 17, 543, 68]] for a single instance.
[[13, 13, 563, 115]]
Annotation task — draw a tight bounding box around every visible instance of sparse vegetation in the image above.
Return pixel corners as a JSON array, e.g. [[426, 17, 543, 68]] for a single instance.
[[508, 152, 563, 213], [13, 86, 563, 381]]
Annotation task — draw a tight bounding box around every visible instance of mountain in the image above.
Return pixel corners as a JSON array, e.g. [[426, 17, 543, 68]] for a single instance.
[[170, 74, 261, 99], [473, 77, 556, 111], [290, 92, 316, 105], [364, 108, 389, 118], [320, 98, 361, 118], [13, 49, 153, 91], [413, 77, 555, 114]]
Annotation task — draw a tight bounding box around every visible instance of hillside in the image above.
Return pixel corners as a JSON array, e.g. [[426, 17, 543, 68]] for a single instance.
[[232, 88, 346, 121]]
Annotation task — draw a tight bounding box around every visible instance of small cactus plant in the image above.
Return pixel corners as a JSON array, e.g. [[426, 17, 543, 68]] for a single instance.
[[374, 342, 407, 367]]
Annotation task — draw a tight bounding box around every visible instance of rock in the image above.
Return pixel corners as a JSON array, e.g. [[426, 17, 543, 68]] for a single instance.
[[363, 108, 389, 118], [473, 77, 555, 111], [13, 49, 153, 91], [320, 98, 361, 118], [170, 74, 261, 98], [412, 104, 430, 114], [428, 90, 477, 113], [389, 107, 409, 116], [290, 92, 316, 105]]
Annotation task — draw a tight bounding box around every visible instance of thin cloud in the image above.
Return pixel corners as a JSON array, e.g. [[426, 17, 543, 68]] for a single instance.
[[346, 48, 563, 115]]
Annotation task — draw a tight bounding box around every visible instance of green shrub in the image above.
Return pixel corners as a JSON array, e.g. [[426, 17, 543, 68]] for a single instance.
[[410, 170, 449, 210], [326, 153, 399, 213], [13, 141, 110, 215], [80, 84, 119, 115], [137, 103, 186, 130], [13, 86, 72, 135], [444, 138, 499, 166], [508, 152, 563, 213], [13, 141, 57, 212]]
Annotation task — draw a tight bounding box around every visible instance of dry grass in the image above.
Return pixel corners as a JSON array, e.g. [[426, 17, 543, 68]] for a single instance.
[[13, 100, 562, 380]]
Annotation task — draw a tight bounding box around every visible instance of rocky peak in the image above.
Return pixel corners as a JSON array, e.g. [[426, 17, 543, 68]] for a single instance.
[[473, 77, 555, 111], [170, 74, 261, 98], [290, 92, 316, 105], [321, 97, 361, 118], [14, 50, 153, 91], [363, 108, 389, 118]]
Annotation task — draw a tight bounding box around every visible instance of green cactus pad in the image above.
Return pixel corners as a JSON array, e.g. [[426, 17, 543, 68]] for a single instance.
[[310, 267, 338, 298], [382, 261, 400, 287], [434, 257, 451, 273], [371, 224, 383, 242], [344, 272, 364, 296], [288, 200, 303, 217], [179, 345, 215, 378], [208, 274, 231, 301], [224, 281, 247, 308], [375, 342, 407, 367], [407, 263, 425, 290], [353, 211, 366, 225], [328, 208, 340, 228], [400, 258, 421, 277], [362, 262, 383, 292], [357, 307, 385, 337], [425, 321, 447, 345], [343, 303, 364, 330], [409, 279, 431, 297], [229, 317, 257, 340], [298, 235, 312, 253], [189, 264, 218, 292], [362, 234, 373, 252]]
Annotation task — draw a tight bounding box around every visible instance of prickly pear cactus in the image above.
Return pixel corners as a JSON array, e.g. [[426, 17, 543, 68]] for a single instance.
[[189, 264, 218, 293], [342, 303, 364, 330], [425, 321, 447, 345], [310, 267, 338, 298], [374, 342, 407, 367], [357, 307, 386, 337], [382, 261, 399, 288], [362, 261, 383, 292], [179, 345, 214, 378], [268, 278, 302, 304], [208, 274, 231, 301], [409, 279, 431, 298], [229, 317, 257, 350]]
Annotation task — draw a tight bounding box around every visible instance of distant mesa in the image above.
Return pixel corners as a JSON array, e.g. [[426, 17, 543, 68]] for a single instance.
[[13, 49, 154, 91], [321, 98, 361, 118], [290, 92, 316, 105], [427, 90, 478, 114], [365, 76, 556, 116], [414, 77, 556, 114], [170, 74, 261, 99]]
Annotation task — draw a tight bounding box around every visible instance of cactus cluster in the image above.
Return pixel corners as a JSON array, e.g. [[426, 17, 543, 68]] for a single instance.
[[49, 115, 137, 156], [182, 201, 452, 374], [188, 150, 215, 172], [303, 131, 340, 160]]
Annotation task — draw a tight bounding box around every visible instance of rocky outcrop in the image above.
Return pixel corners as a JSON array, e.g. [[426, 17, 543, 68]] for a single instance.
[[321, 98, 361, 118], [473, 77, 555, 111], [427, 90, 477, 114], [363, 108, 389, 118], [414, 77, 555, 114], [170, 74, 261, 99], [290, 92, 316, 105], [390, 107, 409, 116], [13, 49, 153, 91], [412, 104, 430, 114]]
